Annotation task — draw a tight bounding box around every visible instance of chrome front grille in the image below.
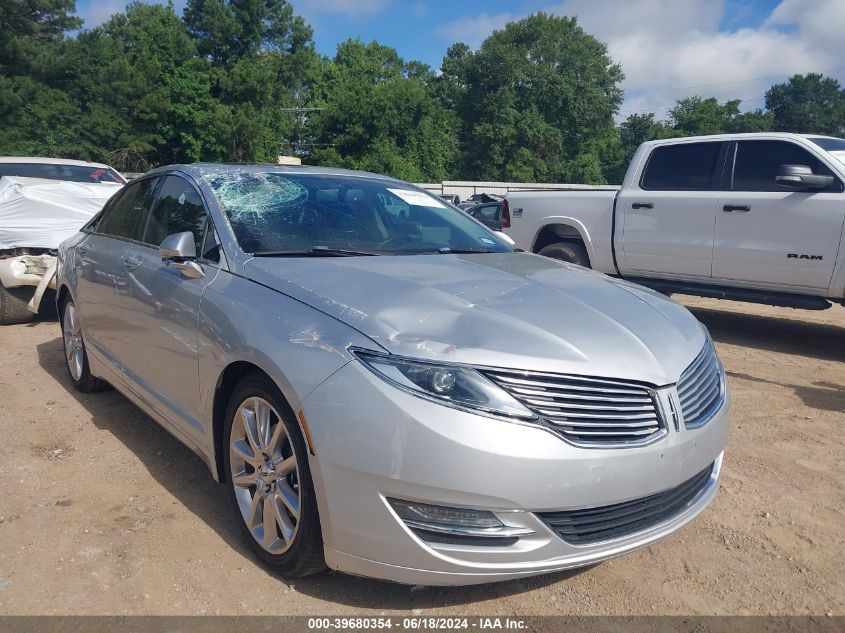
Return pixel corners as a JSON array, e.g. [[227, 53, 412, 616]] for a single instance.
[[677, 339, 723, 428], [484, 370, 664, 446]]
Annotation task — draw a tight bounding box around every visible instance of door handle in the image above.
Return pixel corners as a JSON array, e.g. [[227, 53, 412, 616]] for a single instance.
[[723, 204, 750, 212], [631, 202, 654, 209], [122, 256, 142, 270]]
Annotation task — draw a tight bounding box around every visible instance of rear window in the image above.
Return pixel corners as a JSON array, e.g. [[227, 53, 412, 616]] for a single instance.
[[641, 143, 722, 191], [0, 163, 125, 183]]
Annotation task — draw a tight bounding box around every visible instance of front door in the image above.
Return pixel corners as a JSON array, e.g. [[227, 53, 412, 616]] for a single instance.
[[115, 175, 220, 437], [618, 141, 726, 279], [73, 177, 159, 373], [713, 139, 845, 291]]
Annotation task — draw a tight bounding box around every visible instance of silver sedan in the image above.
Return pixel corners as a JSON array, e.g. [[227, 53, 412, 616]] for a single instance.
[[55, 164, 729, 585]]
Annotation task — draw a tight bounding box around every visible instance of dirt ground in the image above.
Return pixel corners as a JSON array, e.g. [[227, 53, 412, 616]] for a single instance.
[[0, 295, 843, 616]]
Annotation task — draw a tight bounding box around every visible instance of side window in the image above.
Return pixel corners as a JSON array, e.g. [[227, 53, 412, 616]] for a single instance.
[[200, 222, 221, 264], [641, 142, 723, 191], [732, 141, 842, 192], [96, 178, 159, 241], [474, 204, 499, 221], [145, 176, 208, 252]]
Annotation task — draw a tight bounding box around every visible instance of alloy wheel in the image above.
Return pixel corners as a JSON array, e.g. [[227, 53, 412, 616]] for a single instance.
[[230, 396, 301, 554], [63, 302, 84, 381]]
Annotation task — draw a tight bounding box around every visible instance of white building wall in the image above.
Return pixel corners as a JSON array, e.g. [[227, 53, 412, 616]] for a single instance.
[[415, 181, 619, 200]]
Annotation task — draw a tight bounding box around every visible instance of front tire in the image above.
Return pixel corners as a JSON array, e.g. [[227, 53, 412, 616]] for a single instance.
[[60, 297, 110, 392], [224, 372, 325, 576], [538, 241, 591, 268], [0, 282, 36, 325]]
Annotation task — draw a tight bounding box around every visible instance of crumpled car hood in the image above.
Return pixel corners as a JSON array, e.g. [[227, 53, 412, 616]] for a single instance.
[[244, 252, 705, 385]]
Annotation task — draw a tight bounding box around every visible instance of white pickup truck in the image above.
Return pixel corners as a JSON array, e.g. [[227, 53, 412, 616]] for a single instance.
[[503, 132, 845, 310]]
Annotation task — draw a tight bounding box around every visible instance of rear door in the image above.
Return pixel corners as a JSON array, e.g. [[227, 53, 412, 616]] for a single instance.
[[713, 139, 845, 290], [618, 141, 726, 279], [115, 175, 221, 437], [73, 177, 160, 373]]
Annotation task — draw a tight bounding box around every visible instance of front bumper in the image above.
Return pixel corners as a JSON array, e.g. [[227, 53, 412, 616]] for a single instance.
[[0, 253, 56, 289], [301, 359, 730, 585]]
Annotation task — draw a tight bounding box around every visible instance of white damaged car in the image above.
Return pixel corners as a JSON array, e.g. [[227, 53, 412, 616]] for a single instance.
[[0, 157, 124, 324]]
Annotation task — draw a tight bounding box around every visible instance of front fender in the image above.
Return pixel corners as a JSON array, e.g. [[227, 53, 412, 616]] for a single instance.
[[197, 270, 384, 458]]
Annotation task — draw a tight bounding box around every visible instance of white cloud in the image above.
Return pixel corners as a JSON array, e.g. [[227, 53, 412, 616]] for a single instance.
[[435, 11, 515, 48], [435, 0, 845, 119]]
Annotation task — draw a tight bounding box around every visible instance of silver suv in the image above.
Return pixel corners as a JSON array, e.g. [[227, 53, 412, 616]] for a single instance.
[[55, 164, 729, 585]]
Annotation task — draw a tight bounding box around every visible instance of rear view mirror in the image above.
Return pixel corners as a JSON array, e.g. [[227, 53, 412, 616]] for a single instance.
[[775, 164, 834, 190], [160, 232, 204, 279]]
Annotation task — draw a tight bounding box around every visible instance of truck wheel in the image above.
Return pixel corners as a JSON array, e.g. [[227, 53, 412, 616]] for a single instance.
[[538, 242, 591, 268], [0, 282, 36, 325]]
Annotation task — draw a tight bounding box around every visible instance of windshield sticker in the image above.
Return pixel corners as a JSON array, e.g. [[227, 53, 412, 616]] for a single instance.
[[387, 188, 446, 208], [480, 237, 495, 244]]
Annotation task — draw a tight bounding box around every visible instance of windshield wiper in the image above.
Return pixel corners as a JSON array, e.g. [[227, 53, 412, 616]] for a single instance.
[[252, 246, 381, 257], [436, 247, 496, 254]]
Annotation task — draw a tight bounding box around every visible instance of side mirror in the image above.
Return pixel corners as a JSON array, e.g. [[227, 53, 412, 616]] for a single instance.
[[159, 232, 204, 279], [775, 164, 834, 190]]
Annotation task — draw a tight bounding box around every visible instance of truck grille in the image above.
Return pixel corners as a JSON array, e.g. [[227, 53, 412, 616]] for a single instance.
[[484, 370, 664, 446], [537, 462, 715, 545], [677, 340, 723, 428]]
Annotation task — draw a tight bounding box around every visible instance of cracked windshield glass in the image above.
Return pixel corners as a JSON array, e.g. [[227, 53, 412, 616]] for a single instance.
[[204, 172, 512, 256]]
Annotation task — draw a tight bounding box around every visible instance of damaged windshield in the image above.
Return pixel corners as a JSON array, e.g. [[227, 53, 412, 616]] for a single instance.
[[204, 172, 512, 256]]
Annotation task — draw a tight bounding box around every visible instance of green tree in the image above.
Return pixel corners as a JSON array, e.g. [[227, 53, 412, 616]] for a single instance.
[[0, 0, 86, 157], [668, 96, 772, 136], [450, 13, 624, 184], [308, 39, 456, 181], [765, 73, 845, 136], [184, 0, 319, 161], [63, 2, 226, 165], [0, 0, 81, 74]]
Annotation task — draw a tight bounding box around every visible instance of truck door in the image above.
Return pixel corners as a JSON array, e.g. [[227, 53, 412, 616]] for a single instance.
[[714, 139, 845, 291], [618, 141, 726, 279]]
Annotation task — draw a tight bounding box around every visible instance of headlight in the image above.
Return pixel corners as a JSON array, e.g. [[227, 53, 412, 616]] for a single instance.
[[353, 350, 535, 420]]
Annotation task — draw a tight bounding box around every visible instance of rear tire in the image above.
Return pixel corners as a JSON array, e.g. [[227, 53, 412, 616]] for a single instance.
[[0, 282, 36, 325], [538, 241, 591, 268], [224, 372, 326, 577], [60, 297, 110, 392]]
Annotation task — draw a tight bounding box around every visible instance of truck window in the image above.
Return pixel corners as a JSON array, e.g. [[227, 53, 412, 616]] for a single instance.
[[641, 142, 722, 191], [732, 140, 843, 192]]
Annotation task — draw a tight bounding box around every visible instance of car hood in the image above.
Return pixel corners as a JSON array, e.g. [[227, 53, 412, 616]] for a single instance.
[[244, 252, 704, 385]]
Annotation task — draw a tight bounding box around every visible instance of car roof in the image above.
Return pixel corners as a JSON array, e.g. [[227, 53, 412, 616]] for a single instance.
[[0, 156, 116, 169], [146, 162, 405, 185], [640, 132, 842, 148]]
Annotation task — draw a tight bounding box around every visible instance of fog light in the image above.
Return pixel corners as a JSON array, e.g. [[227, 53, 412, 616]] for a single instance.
[[387, 498, 533, 547], [388, 498, 502, 528]]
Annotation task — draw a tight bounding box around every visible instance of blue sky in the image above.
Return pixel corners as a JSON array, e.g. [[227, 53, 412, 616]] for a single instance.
[[74, 0, 845, 117]]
